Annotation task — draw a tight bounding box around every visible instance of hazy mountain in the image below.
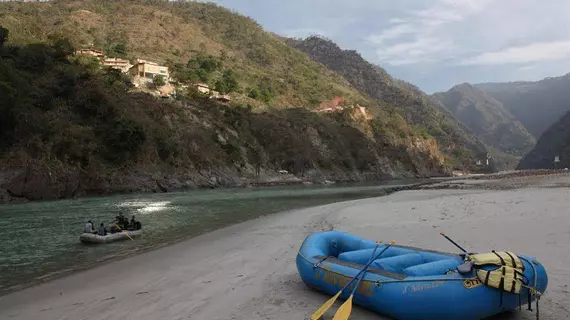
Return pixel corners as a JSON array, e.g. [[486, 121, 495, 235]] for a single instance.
[[433, 83, 535, 157], [518, 109, 570, 170], [475, 74, 570, 138]]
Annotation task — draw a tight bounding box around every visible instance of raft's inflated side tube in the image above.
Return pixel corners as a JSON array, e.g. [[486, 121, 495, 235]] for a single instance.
[[79, 230, 142, 244], [296, 231, 548, 320]]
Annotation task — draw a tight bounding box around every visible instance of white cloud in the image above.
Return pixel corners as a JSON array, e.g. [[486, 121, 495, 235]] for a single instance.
[[366, 0, 496, 65], [460, 41, 570, 65], [206, 0, 570, 92], [365, 24, 418, 44]]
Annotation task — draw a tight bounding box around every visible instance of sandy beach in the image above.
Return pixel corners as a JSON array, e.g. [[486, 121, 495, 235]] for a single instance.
[[1, 174, 569, 319]]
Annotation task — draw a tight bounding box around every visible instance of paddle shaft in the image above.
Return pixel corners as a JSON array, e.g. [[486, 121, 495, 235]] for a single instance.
[[330, 241, 395, 320], [440, 233, 467, 253], [115, 223, 134, 241], [310, 241, 381, 320], [338, 241, 395, 295], [351, 241, 394, 295]]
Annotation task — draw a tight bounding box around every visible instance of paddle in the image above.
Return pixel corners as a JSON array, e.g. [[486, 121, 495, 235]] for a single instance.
[[331, 240, 395, 320], [115, 223, 134, 241], [440, 232, 467, 253], [311, 240, 395, 320], [440, 233, 477, 274], [310, 241, 382, 320]]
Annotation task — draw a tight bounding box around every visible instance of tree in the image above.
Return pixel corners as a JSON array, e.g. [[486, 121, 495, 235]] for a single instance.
[[215, 69, 238, 94], [107, 42, 128, 58], [153, 74, 166, 87], [52, 38, 75, 60], [0, 27, 8, 47]]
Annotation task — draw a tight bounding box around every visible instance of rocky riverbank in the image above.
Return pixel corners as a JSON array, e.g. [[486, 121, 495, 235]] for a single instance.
[[0, 165, 440, 204], [421, 170, 570, 190]]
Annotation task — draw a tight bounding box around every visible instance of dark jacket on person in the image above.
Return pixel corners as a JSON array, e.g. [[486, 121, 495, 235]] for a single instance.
[[98, 224, 107, 236]]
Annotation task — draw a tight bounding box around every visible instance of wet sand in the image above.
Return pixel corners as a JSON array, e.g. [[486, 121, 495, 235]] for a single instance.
[[1, 174, 569, 319]]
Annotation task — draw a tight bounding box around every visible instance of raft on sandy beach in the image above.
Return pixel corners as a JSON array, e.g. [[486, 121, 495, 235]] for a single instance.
[[79, 230, 142, 244], [297, 231, 548, 320]]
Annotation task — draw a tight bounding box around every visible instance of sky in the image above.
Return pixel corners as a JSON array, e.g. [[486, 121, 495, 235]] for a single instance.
[[204, 0, 570, 93]]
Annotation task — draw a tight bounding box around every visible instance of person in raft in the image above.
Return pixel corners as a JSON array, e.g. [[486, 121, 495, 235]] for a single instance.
[[129, 215, 142, 230], [84, 220, 94, 234], [98, 222, 107, 236], [118, 212, 129, 229]]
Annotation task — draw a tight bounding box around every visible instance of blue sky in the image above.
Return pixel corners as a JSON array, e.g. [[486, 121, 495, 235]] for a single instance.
[[204, 0, 570, 93]]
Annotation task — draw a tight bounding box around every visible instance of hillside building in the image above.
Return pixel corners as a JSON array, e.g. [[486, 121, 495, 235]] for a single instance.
[[128, 59, 170, 86], [75, 48, 104, 58], [196, 83, 211, 94], [101, 57, 132, 73]]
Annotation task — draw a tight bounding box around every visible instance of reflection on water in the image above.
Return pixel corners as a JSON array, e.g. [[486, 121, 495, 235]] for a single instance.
[[0, 180, 421, 294]]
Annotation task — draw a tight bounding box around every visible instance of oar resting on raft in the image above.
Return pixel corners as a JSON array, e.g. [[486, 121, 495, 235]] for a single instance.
[[114, 223, 134, 241], [311, 240, 395, 320]]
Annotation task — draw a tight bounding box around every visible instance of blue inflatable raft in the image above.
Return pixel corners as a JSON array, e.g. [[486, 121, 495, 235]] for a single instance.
[[297, 231, 548, 320]]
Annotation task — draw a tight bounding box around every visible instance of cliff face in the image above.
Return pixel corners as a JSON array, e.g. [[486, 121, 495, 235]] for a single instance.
[[433, 83, 535, 157], [518, 110, 570, 170], [0, 100, 447, 203], [288, 36, 490, 171]]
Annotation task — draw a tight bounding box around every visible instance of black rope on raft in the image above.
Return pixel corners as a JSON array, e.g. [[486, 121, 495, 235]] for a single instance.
[[313, 256, 329, 268]]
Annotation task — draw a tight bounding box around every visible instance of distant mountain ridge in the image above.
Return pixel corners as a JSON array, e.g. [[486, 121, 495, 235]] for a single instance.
[[288, 36, 489, 170], [433, 83, 535, 157], [474, 73, 570, 138]]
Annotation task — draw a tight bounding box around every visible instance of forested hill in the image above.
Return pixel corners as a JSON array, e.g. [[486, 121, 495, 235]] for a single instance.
[[288, 36, 489, 169], [0, 0, 461, 203], [1, 0, 492, 170], [0, 0, 368, 109]]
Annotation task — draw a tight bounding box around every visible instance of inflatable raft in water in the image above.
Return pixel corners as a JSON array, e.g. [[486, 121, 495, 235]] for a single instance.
[[297, 231, 548, 320], [80, 230, 142, 244]]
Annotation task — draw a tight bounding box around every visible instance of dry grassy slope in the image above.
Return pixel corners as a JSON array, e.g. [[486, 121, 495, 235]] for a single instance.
[[0, 0, 366, 109], [0, 2, 450, 139]]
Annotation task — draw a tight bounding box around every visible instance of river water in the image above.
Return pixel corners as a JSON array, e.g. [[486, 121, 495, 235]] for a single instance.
[[0, 180, 420, 294]]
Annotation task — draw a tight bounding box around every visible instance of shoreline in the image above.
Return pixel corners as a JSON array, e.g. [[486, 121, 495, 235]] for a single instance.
[[1, 168, 565, 205], [0, 167, 439, 204], [1, 172, 569, 319], [0, 180, 433, 297]]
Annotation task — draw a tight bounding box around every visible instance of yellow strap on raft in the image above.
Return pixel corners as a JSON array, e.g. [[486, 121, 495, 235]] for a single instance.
[[469, 251, 525, 294]]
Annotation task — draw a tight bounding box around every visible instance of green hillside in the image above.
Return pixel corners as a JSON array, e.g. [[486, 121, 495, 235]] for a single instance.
[[0, 0, 366, 109], [0, 0, 460, 202], [288, 36, 490, 170]]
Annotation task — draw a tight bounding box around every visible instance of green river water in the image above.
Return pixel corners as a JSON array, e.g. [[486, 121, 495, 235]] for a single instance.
[[0, 180, 421, 295]]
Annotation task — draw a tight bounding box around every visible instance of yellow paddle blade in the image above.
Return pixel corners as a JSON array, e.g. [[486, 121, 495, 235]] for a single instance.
[[332, 295, 354, 320], [311, 291, 341, 320]]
